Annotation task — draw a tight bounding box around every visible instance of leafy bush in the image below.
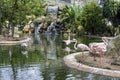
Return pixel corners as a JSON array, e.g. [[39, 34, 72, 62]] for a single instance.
[[0, 0, 46, 35], [60, 4, 82, 34], [103, 0, 120, 35], [80, 2, 107, 35]]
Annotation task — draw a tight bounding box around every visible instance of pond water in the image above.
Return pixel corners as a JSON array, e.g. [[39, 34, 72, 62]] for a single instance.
[[0, 34, 120, 80]]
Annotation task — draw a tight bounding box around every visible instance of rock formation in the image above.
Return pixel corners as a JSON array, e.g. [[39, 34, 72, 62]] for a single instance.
[[106, 35, 120, 61]]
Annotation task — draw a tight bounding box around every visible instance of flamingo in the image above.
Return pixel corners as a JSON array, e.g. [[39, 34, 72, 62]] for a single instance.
[[89, 42, 107, 55], [63, 47, 75, 54], [63, 33, 75, 45], [73, 39, 90, 61], [89, 42, 107, 67], [21, 50, 28, 58], [63, 47, 71, 52], [92, 45, 106, 67], [21, 42, 28, 47], [102, 36, 113, 45], [89, 36, 113, 55]]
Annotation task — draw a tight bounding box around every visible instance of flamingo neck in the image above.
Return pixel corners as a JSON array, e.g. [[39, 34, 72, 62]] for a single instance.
[[102, 37, 109, 46], [87, 47, 91, 51], [68, 33, 70, 40], [74, 40, 77, 50]]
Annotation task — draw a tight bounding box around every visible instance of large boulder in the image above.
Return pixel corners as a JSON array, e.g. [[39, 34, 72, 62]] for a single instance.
[[106, 35, 120, 60]]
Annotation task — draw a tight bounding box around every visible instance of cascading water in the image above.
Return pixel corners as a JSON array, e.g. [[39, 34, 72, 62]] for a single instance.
[[45, 6, 59, 34], [47, 6, 58, 19], [46, 21, 58, 34], [34, 23, 43, 35], [34, 23, 43, 44]]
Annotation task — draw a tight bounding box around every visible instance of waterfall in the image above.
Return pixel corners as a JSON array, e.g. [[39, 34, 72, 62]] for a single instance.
[[46, 21, 58, 34], [47, 6, 59, 19], [34, 23, 43, 44], [35, 23, 43, 35], [46, 5, 59, 34]]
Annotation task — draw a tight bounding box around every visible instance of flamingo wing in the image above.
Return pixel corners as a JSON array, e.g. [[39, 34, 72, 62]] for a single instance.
[[63, 40, 71, 45], [77, 44, 90, 51]]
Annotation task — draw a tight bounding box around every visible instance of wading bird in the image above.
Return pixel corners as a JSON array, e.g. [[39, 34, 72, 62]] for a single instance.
[[73, 39, 90, 61], [21, 42, 28, 47], [63, 47, 75, 54], [63, 33, 75, 45], [102, 36, 113, 45]]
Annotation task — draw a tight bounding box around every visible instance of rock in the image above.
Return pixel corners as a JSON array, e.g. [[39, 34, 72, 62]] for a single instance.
[[23, 24, 30, 33], [106, 35, 120, 60], [34, 16, 45, 24], [47, 6, 59, 19]]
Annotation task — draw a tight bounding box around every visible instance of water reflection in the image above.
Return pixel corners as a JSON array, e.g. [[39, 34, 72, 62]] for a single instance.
[[16, 65, 44, 80], [0, 34, 120, 80], [45, 34, 57, 60]]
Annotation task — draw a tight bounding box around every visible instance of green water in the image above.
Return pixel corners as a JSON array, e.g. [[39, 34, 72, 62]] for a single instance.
[[0, 34, 119, 80]]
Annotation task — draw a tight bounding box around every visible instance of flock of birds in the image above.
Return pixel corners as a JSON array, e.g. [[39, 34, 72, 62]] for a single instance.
[[63, 35, 110, 54], [63, 37, 91, 61], [20, 34, 112, 65], [63, 33, 112, 66]]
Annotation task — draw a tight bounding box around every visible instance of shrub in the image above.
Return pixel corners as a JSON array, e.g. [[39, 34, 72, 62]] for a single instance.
[[80, 2, 107, 35]]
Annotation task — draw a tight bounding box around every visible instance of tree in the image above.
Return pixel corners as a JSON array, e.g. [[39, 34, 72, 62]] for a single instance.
[[0, 0, 5, 34], [80, 2, 106, 35], [0, 0, 46, 36], [103, 0, 120, 35]]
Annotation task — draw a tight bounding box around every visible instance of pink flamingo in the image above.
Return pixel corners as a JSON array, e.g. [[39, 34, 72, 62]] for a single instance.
[[89, 42, 107, 54], [92, 45, 106, 67], [63, 33, 75, 45], [73, 39, 90, 61], [63, 39, 71, 45], [89, 36, 113, 56], [89, 41, 108, 67]]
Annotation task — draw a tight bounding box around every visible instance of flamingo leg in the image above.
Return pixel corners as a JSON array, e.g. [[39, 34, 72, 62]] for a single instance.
[[82, 51, 84, 61], [77, 51, 83, 67], [99, 52, 103, 67], [94, 53, 96, 61]]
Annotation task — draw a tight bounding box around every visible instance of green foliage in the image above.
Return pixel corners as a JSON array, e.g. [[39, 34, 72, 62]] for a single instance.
[[77, 25, 84, 35], [103, 0, 120, 35], [80, 2, 106, 35], [0, 0, 46, 35], [103, 0, 120, 20], [60, 4, 82, 33], [24, 0, 46, 17]]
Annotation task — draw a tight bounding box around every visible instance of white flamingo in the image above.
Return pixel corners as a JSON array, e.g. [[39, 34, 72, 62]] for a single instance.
[[102, 36, 113, 45], [21, 51, 28, 58], [21, 42, 28, 47], [73, 39, 90, 61]]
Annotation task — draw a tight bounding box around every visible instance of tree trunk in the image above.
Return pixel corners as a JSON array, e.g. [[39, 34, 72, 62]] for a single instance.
[[12, 25, 14, 37], [0, 26, 2, 35], [10, 0, 18, 37]]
